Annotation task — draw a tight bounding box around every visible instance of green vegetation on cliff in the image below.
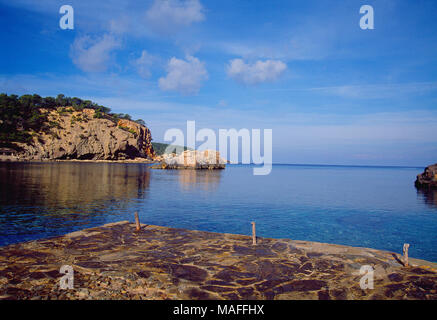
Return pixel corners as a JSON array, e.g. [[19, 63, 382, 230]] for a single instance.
[[151, 142, 190, 156], [0, 93, 145, 146]]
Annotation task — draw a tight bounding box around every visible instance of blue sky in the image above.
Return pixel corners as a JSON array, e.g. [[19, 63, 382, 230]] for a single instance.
[[1, 0, 437, 166]]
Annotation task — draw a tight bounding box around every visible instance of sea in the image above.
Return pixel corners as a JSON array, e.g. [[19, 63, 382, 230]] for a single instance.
[[0, 162, 436, 262]]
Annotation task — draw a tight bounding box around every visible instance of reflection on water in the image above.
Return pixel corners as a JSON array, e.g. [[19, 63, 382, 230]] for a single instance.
[[177, 169, 222, 191], [0, 162, 150, 205], [0, 162, 151, 245], [1, 163, 437, 262], [0, 162, 224, 246], [417, 188, 437, 208]]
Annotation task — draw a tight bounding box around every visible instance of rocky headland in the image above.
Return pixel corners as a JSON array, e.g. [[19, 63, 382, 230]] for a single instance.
[[0, 94, 157, 161], [0, 221, 436, 300], [7, 108, 155, 161], [415, 164, 437, 189]]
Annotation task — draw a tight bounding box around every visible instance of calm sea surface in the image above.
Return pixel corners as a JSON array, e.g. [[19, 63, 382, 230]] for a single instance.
[[0, 162, 436, 261]]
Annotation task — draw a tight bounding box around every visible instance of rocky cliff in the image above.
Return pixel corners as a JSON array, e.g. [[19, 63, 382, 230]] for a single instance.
[[10, 108, 155, 161], [415, 163, 437, 189]]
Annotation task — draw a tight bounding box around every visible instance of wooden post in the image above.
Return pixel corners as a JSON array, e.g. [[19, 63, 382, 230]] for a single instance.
[[403, 243, 410, 267], [134, 212, 141, 231], [251, 222, 256, 246]]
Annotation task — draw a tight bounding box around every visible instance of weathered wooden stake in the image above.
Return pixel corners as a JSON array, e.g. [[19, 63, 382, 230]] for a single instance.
[[251, 222, 256, 246], [134, 212, 141, 231], [403, 243, 410, 267]]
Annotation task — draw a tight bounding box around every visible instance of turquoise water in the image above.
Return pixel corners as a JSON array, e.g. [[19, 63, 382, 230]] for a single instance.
[[0, 162, 436, 262]]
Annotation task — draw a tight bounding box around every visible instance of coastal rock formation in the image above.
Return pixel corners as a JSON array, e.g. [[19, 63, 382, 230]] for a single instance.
[[117, 119, 155, 159], [415, 164, 437, 189], [11, 108, 155, 161], [152, 150, 226, 170]]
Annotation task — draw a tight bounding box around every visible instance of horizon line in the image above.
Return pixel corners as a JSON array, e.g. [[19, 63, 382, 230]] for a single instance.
[[227, 163, 426, 169]]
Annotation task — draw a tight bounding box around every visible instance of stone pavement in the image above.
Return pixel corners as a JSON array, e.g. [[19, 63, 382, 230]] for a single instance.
[[0, 221, 436, 300]]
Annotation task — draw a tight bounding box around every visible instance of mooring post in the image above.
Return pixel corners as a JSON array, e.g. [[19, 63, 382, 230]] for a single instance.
[[403, 243, 410, 266], [251, 222, 256, 246], [134, 212, 141, 231]]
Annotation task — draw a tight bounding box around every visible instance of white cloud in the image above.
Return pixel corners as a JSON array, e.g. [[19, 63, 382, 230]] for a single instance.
[[131, 50, 157, 78], [109, 14, 131, 35], [226, 59, 287, 85], [159, 55, 208, 95], [70, 34, 120, 72], [145, 0, 205, 34]]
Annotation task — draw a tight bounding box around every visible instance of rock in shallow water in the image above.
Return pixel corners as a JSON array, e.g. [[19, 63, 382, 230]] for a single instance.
[[415, 163, 437, 189], [152, 150, 226, 170]]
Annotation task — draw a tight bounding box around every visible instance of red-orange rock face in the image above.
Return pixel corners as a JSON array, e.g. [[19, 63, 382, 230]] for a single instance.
[[117, 119, 155, 159]]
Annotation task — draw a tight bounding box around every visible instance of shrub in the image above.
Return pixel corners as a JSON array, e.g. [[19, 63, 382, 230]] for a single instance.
[[118, 125, 137, 137]]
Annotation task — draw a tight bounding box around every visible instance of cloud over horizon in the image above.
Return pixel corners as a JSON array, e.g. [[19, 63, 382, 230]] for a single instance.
[[227, 59, 287, 85], [131, 50, 157, 78], [145, 0, 205, 35], [159, 55, 208, 95], [70, 34, 121, 73]]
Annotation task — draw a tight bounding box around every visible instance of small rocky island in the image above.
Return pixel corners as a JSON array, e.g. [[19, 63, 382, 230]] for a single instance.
[[415, 164, 437, 189], [152, 149, 226, 170]]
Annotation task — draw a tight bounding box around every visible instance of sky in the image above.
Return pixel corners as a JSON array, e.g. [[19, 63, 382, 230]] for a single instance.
[[0, 0, 437, 166]]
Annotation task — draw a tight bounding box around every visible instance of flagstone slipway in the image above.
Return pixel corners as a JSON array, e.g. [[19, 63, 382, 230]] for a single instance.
[[0, 221, 436, 300]]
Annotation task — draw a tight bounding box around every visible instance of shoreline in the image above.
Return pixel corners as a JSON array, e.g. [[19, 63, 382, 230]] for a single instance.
[[0, 221, 436, 300], [0, 158, 159, 164], [0, 159, 426, 169]]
